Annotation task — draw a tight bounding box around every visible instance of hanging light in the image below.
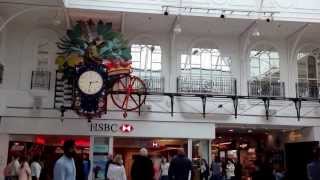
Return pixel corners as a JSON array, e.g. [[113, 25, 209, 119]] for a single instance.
[[252, 27, 261, 37], [174, 23, 182, 34]]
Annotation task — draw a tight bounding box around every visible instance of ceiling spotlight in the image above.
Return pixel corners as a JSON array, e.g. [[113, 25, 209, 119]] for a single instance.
[[252, 27, 261, 37], [248, 129, 253, 133], [53, 19, 61, 26], [228, 129, 234, 132], [173, 23, 182, 34], [164, 10, 169, 16]]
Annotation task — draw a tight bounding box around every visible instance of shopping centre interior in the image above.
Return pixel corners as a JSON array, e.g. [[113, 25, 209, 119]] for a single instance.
[[1, 0, 320, 180]]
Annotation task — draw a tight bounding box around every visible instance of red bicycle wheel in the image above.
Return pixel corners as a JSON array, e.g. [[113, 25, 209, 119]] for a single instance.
[[111, 75, 147, 111]]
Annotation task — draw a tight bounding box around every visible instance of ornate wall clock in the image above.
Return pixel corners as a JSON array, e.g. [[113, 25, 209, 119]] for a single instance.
[[73, 63, 107, 119]]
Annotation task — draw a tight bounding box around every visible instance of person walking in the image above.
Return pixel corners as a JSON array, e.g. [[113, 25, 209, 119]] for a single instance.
[[30, 155, 42, 180], [107, 154, 127, 180], [234, 160, 242, 180], [53, 140, 76, 180], [105, 153, 113, 180], [81, 154, 91, 180], [131, 148, 154, 180], [168, 149, 192, 180], [225, 159, 235, 180], [307, 148, 320, 180], [210, 156, 222, 180], [4, 157, 13, 180], [200, 159, 209, 180], [18, 156, 32, 180], [160, 156, 170, 180], [9, 155, 20, 180]]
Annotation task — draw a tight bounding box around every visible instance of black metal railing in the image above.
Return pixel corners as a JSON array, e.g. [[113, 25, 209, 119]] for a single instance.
[[248, 80, 285, 97], [140, 76, 165, 93], [296, 81, 320, 98], [31, 70, 51, 90], [177, 76, 236, 95]]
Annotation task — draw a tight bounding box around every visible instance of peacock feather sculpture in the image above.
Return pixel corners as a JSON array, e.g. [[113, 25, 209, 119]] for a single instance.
[[55, 20, 132, 81]]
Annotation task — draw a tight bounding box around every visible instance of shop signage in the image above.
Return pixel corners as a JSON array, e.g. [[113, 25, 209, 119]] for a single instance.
[[90, 122, 134, 133]]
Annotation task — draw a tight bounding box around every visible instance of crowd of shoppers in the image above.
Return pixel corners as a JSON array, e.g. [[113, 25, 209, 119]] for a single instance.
[[10, 142, 320, 180], [4, 154, 43, 180]]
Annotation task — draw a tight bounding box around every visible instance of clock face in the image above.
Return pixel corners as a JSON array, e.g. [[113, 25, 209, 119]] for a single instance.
[[78, 71, 103, 95]]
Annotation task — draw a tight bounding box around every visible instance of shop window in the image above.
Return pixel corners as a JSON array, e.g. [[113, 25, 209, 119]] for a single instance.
[[131, 44, 163, 92], [297, 47, 320, 98], [0, 63, 3, 84], [178, 48, 233, 94], [248, 45, 283, 97]]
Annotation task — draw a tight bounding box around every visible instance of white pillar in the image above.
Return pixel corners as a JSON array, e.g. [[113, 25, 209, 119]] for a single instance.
[[187, 139, 192, 159], [0, 134, 9, 180], [88, 136, 94, 180], [208, 140, 212, 164], [109, 137, 114, 155]]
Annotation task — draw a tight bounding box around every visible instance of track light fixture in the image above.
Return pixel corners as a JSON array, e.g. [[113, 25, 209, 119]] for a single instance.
[[220, 14, 225, 19], [164, 7, 169, 16], [266, 18, 271, 23]]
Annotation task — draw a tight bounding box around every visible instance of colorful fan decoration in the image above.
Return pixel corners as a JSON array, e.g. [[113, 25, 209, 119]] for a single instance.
[[55, 20, 132, 81]]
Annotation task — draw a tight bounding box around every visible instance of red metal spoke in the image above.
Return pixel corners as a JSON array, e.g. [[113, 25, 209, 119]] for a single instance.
[[130, 77, 137, 87], [118, 79, 127, 89], [130, 95, 139, 107], [121, 95, 129, 108]]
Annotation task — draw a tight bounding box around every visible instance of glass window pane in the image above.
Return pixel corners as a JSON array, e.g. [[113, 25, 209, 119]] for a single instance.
[[249, 47, 280, 80]]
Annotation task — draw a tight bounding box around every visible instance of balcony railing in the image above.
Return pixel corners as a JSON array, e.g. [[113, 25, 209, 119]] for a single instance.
[[296, 80, 320, 98], [140, 76, 165, 93], [177, 76, 236, 95], [248, 80, 285, 97]]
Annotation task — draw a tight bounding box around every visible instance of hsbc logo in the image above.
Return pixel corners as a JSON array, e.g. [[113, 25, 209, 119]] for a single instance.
[[90, 123, 134, 133], [119, 124, 134, 133]]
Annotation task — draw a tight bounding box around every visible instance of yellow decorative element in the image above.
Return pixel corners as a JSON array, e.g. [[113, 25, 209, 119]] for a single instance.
[[67, 54, 82, 67], [108, 65, 132, 76], [55, 56, 65, 66]]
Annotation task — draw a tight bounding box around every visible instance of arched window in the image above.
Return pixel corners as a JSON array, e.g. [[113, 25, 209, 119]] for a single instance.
[[248, 45, 283, 97], [297, 47, 320, 98], [249, 45, 280, 81], [179, 47, 233, 94], [31, 38, 51, 90], [130, 44, 162, 92]]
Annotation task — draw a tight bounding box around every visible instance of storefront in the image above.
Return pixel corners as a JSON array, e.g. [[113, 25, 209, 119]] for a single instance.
[[0, 117, 215, 180]]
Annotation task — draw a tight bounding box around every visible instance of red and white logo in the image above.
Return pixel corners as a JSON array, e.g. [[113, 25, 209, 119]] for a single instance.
[[119, 124, 134, 133]]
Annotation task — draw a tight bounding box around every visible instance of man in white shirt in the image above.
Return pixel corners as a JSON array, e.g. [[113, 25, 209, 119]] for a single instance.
[[53, 140, 76, 180], [10, 155, 20, 180], [31, 155, 42, 180]]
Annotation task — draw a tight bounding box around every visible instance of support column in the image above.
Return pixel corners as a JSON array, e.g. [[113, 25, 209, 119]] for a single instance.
[[109, 137, 114, 155], [208, 140, 212, 165], [88, 136, 94, 180], [187, 139, 192, 159], [199, 140, 209, 162], [0, 134, 9, 180]]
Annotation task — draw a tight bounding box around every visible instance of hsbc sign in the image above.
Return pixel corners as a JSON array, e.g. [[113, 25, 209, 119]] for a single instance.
[[119, 124, 134, 133], [90, 123, 134, 133]]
